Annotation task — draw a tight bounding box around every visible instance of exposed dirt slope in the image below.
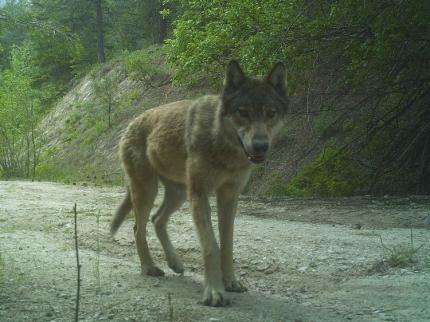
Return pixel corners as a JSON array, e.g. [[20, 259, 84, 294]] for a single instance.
[[38, 61, 213, 185], [1, 181, 429, 321]]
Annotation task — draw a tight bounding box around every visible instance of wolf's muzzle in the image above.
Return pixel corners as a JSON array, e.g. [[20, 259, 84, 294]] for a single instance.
[[236, 133, 269, 164]]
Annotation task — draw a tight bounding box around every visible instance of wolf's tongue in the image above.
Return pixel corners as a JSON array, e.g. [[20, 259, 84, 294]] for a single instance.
[[248, 154, 266, 164]]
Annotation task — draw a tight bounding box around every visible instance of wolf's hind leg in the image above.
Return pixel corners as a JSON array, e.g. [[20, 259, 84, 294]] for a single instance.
[[152, 178, 186, 274], [129, 168, 163, 276]]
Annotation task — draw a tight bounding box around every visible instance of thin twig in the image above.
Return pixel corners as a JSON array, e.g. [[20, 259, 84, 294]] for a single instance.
[[73, 203, 81, 322]]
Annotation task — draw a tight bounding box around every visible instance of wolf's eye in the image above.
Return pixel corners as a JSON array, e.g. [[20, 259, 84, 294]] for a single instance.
[[266, 109, 277, 119], [237, 108, 249, 118]]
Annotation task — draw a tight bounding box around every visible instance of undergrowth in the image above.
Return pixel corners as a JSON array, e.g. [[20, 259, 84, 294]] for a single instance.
[[125, 46, 169, 86], [379, 230, 424, 268], [273, 147, 366, 197]]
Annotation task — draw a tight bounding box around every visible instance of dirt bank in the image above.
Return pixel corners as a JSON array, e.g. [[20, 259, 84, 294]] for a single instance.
[[1, 181, 429, 321]]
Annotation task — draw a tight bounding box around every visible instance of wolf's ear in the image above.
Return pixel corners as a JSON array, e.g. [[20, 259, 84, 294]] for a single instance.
[[266, 62, 287, 96], [224, 60, 246, 92]]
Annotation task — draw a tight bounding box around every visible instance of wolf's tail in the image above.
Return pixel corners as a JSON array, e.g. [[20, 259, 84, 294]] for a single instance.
[[110, 189, 132, 236]]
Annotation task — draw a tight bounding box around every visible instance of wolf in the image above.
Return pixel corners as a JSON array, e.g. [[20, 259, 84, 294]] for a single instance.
[[110, 60, 288, 306]]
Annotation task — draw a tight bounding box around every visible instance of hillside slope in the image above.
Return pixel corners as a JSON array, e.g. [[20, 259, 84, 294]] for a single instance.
[[37, 60, 211, 186], [37, 56, 314, 195]]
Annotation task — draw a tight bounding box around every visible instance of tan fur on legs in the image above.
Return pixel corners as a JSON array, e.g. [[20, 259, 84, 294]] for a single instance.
[[119, 129, 164, 276], [130, 170, 164, 276], [151, 177, 186, 274], [217, 180, 248, 292], [187, 169, 227, 306]]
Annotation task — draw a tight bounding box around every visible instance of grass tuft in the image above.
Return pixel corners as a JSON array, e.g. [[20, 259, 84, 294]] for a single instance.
[[379, 230, 424, 268]]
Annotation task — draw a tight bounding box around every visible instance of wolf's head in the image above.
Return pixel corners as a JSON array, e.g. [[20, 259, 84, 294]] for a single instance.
[[221, 61, 288, 164]]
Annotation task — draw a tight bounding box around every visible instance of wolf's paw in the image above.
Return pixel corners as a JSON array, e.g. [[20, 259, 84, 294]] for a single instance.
[[168, 260, 184, 274], [202, 287, 230, 307], [142, 266, 165, 277], [224, 279, 247, 293]]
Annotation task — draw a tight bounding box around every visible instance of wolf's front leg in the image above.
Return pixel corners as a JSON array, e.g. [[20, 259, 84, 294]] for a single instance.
[[190, 187, 229, 306], [216, 183, 247, 293]]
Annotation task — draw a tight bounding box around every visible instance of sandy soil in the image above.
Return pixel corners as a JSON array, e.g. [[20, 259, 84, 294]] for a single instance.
[[1, 180, 429, 322]]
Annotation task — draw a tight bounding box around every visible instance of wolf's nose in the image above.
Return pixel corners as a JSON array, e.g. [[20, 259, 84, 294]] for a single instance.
[[252, 139, 269, 154]]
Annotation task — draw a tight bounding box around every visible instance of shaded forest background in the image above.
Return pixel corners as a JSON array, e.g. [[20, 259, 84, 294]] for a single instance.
[[0, 0, 429, 196]]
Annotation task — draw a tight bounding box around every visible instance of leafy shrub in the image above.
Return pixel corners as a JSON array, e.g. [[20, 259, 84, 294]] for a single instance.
[[83, 120, 106, 145], [118, 89, 141, 111], [284, 148, 366, 197], [125, 47, 168, 85]]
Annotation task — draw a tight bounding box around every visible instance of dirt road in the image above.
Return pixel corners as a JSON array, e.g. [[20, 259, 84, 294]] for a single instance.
[[1, 181, 429, 321]]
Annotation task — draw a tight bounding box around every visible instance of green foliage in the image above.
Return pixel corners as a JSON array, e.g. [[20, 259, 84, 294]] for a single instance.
[[0, 43, 43, 178], [36, 147, 123, 186], [0, 0, 31, 70], [1, 0, 170, 109], [125, 47, 169, 85], [108, 0, 168, 49], [167, 0, 430, 194], [118, 89, 141, 110], [92, 68, 123, 128], [83, 120, 106, 145], [167, 0, 428, 88], [284, 148, 365, 197], [165, 0, 301, 85]]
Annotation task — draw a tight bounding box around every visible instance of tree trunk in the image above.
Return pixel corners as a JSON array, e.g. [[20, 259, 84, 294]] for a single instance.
[[96, 0, 105, 63], [158, 2, 167, 44], [158, 18, 167, 43]]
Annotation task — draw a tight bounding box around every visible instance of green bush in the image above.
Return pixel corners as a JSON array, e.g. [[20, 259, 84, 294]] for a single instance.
[[118, 89, 141, 111], [83, 120, 106, 145], [284, 148, 366, 197], [35, 148, 77, 183], [125, 47, 168, 84]]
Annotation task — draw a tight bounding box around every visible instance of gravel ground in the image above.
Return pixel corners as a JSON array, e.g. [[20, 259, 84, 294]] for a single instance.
[[1, 180, 429, 322]]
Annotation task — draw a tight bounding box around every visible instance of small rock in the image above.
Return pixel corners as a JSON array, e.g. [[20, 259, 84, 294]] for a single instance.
[[352, 223, 363, 230], [309, 261, 318, 268], [256, 263, 270, 272], [400, 268, 409, 275], [209, 318, 220, 322], [264, 266, 278, 275], [298, 266, 308, 273]]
